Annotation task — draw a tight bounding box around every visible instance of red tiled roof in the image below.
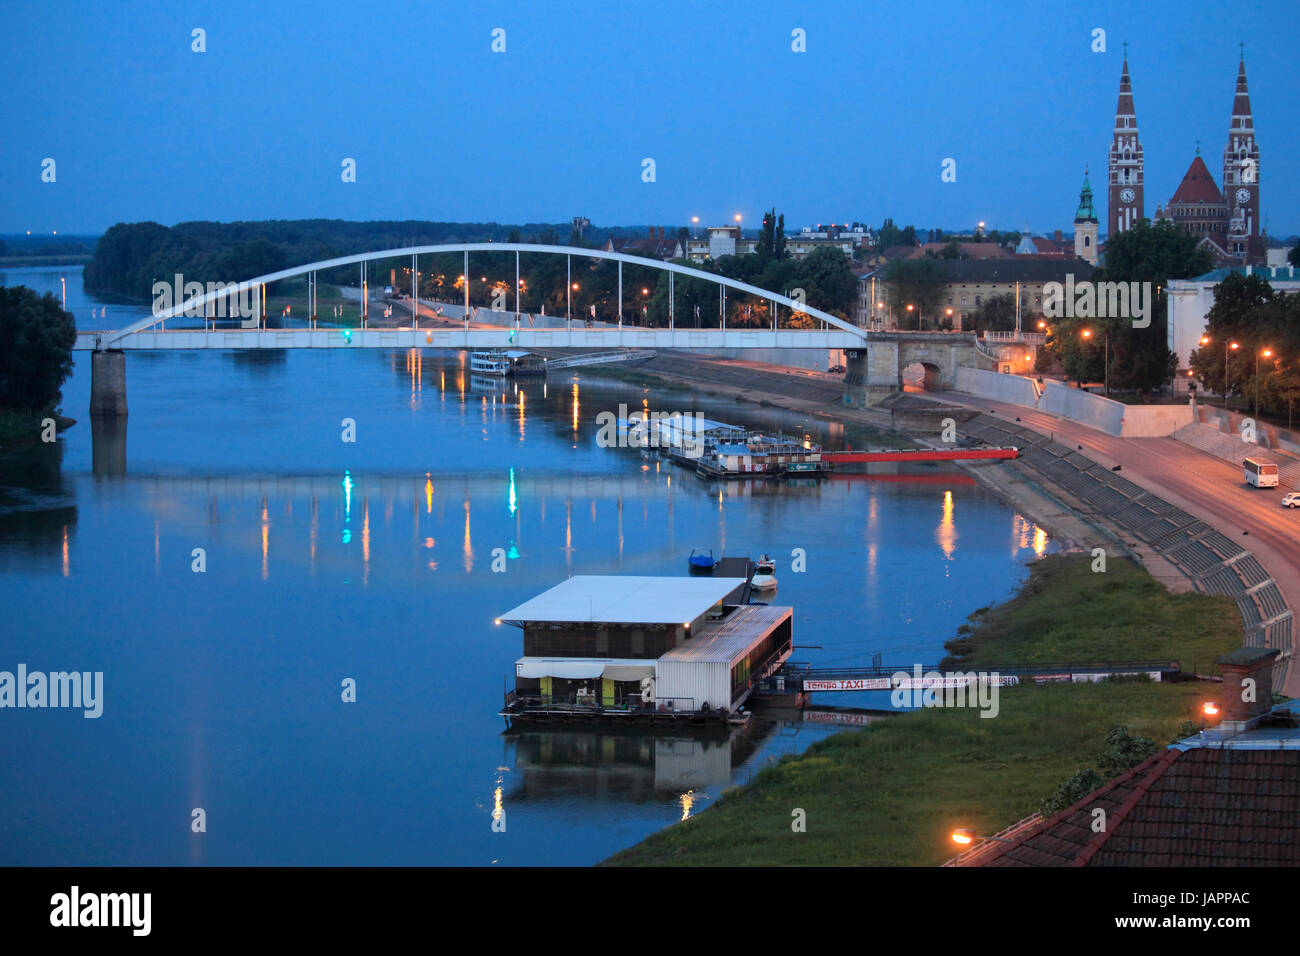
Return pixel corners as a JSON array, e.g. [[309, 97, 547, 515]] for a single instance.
[[1168, 156, 1225, 206], [964, 748, 1300, 867]]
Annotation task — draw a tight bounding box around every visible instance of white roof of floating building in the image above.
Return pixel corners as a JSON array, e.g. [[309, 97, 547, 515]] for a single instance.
[[498, 575, 746, 626]]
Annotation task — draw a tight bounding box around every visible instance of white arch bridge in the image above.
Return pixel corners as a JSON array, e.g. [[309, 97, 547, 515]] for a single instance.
[[72, 243, 994, 416], [75, 243, 866, 353]]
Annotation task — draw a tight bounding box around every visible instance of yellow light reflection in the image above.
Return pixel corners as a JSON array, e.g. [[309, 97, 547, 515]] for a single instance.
[[571, 382, 580, 433], [680, 791, 695, 821], [518, 388, 526, 440], [310, 496, 318, 570], [463, 499, 474, 573], [425, 474, 434, 514], [936, 490, 956, 559], [1033, 526, 1048, 556], [260, 502, 269, 580], [362, 499, 371, 585], [61, 525, 69, 577]]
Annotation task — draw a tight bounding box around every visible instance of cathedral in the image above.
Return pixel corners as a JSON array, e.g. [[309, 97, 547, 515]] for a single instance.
[[1106, 50, 1265, 267]]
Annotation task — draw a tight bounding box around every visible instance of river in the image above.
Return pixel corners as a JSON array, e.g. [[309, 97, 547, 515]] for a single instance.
[[0, 265, 1052, 865]]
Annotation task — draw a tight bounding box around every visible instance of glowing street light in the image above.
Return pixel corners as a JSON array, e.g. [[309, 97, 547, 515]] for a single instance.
[[1256, 347, 1274, 420], [1081, 327, 1110, 397]]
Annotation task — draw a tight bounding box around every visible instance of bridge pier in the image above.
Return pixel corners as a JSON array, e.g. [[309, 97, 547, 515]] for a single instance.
[[91, 415, 127, 479], [842, 345, 898, 408], [90, 349, 128, 419]]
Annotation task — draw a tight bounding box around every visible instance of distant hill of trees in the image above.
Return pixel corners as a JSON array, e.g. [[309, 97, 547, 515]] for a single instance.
[[83, 219, 677, 299]]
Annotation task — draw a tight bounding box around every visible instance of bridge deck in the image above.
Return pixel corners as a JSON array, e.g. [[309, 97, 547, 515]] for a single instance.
[[73, 327, 863, 351]]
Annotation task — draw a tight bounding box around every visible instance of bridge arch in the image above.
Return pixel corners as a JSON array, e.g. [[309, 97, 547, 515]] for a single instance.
[[101, 243, 866, 347]]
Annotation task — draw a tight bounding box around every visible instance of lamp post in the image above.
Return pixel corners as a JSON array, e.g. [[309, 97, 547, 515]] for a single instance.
[[906, 303, 914, 331], [1082, 327, 1109, 397], [950, 827, 1014, 851], [1256, 347, 1274, 422], [1212, 339, 1240, 409]]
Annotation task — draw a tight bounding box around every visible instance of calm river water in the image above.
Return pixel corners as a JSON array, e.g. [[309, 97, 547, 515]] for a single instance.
[[0, 266, 1051, 865]]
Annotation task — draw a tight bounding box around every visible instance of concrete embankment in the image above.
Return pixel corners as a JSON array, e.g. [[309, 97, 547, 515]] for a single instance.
[[953, 367, 1194, 438]]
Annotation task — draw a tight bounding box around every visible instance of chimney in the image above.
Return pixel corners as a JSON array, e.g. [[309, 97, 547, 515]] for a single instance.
[[1054, 229, 1062, 243], [1215, 646, 1279, 729]]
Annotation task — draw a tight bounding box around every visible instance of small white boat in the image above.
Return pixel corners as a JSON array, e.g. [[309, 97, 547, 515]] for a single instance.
[[751, 572, 778, 591], [755, 554, 776, 575]]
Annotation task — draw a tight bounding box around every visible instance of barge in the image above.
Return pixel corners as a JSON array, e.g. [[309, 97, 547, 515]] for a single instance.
[[497, 573, 793, 726]]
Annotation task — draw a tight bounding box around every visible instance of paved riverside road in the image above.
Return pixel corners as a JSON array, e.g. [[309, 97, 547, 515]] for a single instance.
[[934, 391, 1300, 697]]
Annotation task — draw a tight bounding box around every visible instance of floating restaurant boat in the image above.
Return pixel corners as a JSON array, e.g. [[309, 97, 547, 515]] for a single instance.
[[694, 431, 831, 480], [469, 349, 548, 377], [688, 548, 715, 574], [496, 574, 794, 725]]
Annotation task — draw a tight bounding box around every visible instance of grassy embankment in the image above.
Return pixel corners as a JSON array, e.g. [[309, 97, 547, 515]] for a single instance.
[[265, 279, 363, 325], [603, 553, 1240, 867]]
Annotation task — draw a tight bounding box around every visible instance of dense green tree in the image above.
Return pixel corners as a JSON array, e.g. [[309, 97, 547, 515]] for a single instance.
[[1041, 769, 1103, 816], [967, 292, 1017, 332], [1188, 272, 1275, 399], [0, 286, 77, 415], [1092, 218, 1211, 394], [882, 257, 944, 328]]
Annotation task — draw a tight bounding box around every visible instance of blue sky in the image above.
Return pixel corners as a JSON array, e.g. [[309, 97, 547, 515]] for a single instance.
[[3, 0, 1297, 237]]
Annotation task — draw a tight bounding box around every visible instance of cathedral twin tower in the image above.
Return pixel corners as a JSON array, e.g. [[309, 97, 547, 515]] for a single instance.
[[1107, 51, 1263, 266]]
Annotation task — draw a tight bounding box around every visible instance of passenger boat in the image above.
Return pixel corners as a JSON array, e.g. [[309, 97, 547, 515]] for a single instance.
[[688, 548, 715, 574], [470, 350, 511, 375], [469, 349, 548, 377]]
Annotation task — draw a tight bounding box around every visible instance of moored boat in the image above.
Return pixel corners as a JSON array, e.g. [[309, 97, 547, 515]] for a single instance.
[[688, 548, 715, 574]]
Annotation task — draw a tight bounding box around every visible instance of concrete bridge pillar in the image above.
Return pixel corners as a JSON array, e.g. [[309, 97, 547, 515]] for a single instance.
[[90, 350, 128, 419], [91, 416, 127, 479], [842, 341, 900, 407]]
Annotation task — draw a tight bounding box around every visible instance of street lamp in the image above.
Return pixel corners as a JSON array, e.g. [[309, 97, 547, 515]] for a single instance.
[[950, 827, 1014, 850], [1082, 327, 1110, 397], [906, 303, 914, 331], [59, 275, 66, 311], [1256, 347, 1274, 421], [945, 307, 954, 331]]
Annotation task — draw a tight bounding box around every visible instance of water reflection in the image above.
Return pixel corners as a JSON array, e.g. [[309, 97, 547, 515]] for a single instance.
[[91, 416, 127, 479], [502, 722, 775, 804], [0, 439, 77, 569]]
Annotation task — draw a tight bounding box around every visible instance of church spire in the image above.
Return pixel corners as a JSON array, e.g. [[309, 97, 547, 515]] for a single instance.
[[1108, 51, 1144, 237], [1223, 47, 1261, 262], [1075, 167, 1098, 223], [1231, 50, 1253, 130]]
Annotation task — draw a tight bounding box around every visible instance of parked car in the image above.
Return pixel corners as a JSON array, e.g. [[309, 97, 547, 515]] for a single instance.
[[1281, 492, 1300, 509]]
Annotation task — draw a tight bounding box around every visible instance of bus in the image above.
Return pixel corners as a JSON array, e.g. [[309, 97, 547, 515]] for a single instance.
[[1243, 458, 1280, 488]]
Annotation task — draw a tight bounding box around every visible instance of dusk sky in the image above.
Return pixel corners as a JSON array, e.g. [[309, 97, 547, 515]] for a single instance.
[[4, 0, 1297, 237]]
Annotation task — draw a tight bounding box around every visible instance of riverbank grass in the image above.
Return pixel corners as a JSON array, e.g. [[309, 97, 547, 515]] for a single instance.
[[604, 552, 1241, 867], [947, 552, 1240, 675]]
